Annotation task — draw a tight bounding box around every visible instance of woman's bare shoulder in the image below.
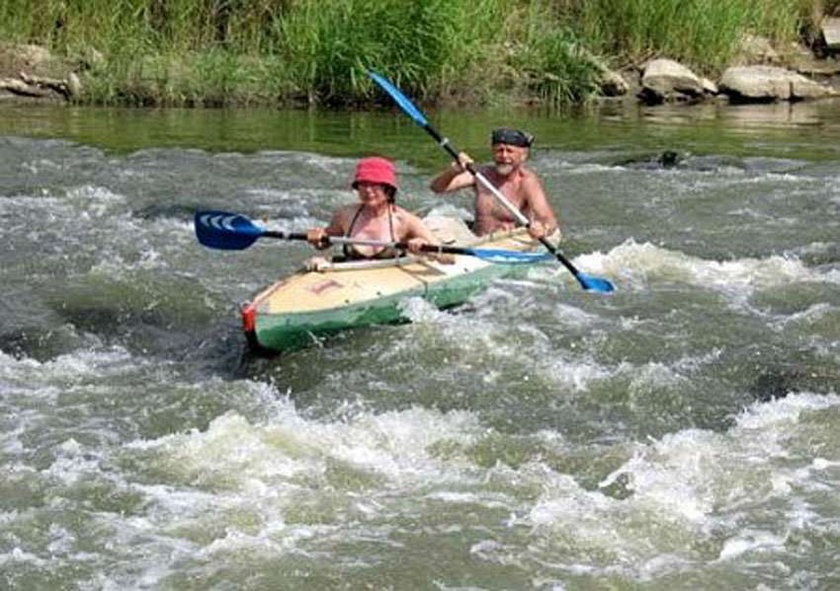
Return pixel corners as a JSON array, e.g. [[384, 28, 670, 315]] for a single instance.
[[391, 205, 421, 221], [336, 203, 361, 214]]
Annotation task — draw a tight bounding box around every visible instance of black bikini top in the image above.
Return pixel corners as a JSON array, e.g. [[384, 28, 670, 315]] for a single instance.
[[343, 204, 402, 260]]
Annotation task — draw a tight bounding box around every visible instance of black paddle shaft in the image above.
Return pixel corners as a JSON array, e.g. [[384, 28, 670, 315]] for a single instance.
[[266, 231, 479, 258], [264, 231, 308, 241], [270, 228, 489, 257]]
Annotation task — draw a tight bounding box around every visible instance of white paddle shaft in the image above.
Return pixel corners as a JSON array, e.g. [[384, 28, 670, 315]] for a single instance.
[[472, 169, 530, 227]]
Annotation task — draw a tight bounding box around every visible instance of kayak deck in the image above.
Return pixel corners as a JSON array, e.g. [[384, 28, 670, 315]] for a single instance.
[[242, 220, 540, 352]]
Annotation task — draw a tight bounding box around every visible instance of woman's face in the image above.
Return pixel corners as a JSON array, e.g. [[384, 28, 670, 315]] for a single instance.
[[356, 181, 390, 207]]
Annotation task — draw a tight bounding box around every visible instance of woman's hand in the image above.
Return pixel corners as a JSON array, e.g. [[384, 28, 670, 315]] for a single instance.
[[407, 238, 455, 264], [307, 228, 330, 249], [406, 237, 428, 255], [304, 255, 331, 271]]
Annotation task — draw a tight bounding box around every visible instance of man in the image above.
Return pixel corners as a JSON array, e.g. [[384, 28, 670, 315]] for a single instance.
[[429, 128, 560, 242]]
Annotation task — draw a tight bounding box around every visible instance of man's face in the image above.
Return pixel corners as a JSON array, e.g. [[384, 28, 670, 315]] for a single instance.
[[492, 143, 528, 176]]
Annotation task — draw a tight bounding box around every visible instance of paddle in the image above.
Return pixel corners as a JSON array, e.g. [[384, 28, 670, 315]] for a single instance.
[[367, 71, 615, 294], [194, 210, 553, 265]]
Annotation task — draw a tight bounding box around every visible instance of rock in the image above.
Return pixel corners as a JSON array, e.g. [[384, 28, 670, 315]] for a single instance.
[[67, 72, 81, 96], [823, 17, 840, 51], [700, 76, 718, 95], [599, 68, 630, 97], [0, 43, 83, 102], [639, 58, 705, 104], [658, 150, 682, 168], [18, 72, 72, 99], [0, 76, 51, 98], [792, 55, 840, 77], [719, 65, 835, 101], [786, 41, 840, 76], [569, 48, 630, 98]]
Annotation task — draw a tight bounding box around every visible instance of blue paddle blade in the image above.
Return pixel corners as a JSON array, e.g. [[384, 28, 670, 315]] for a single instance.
[[368, 71, 428, 127], [195, 210, 265, 250], [468, 248, 554, 265], [577, 273, 615, 294]]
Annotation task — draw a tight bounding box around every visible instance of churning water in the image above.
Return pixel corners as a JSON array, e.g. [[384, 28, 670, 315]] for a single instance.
[[1, 102, 839, 589]]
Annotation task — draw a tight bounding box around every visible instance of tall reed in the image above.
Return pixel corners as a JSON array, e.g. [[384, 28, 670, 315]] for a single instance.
[[273, 0, 513, 104], [565, 0, 811, 71]]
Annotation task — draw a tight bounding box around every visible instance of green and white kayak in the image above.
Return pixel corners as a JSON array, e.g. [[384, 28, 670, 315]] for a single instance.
[[240, 218, 543, 352]]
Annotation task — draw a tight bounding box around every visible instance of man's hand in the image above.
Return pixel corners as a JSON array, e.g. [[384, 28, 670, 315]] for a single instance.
[[454, 152, 474, 172], [527, 220, 548, 240]]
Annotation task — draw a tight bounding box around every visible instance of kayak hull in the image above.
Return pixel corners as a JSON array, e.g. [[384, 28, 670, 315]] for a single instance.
[[242, 223, 540, 352]]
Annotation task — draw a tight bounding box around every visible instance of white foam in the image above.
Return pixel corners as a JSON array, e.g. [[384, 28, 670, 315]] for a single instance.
[[520, 391, 840, 578], [736, 392, 840, 431], [400, 296, 448, 323], [0, 547, 49, 567], [776, 302, 835, 327], [129, 404, 485, 504], [589, 239, 834, 298], [717, 530, 787, 560], [65, 185, 127, 217], [544, 357, 611, 392], [4, 346, 136, 385]]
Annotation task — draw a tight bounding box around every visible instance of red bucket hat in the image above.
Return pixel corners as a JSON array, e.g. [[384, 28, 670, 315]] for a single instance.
[[352, 157, 398, 193]]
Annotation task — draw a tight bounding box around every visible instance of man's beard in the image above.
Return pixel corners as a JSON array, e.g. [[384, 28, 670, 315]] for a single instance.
[[494, 163, 514, 176]]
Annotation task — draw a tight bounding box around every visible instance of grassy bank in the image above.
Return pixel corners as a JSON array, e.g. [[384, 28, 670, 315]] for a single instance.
[[1, 0, 837, 107]]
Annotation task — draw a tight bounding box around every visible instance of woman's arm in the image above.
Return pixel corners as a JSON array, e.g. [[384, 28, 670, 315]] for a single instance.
[[400, 210, 454, 263], [307, 208, 349, 248]]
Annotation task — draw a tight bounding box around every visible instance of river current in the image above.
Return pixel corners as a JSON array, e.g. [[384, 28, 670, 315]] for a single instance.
[[1, 101, 839, 589]]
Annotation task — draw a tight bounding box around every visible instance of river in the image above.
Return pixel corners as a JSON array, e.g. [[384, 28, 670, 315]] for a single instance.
[[1, 99, 839, 589]]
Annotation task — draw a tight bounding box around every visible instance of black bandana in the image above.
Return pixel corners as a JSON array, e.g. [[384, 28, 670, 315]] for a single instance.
[[491, 128, 534, 148]]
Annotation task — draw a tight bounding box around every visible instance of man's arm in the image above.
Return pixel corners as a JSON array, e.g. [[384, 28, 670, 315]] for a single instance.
[[523, 174, 560, 238], [429, 152, 478, 193], [429, 166, 476, 193]]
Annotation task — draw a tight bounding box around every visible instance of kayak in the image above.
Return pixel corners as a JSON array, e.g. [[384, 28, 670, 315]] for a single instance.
[[240, 217, 544, 352]]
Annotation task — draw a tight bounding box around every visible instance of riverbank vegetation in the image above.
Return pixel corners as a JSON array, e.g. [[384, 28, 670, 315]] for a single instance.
[[1, 0, 838, 107]]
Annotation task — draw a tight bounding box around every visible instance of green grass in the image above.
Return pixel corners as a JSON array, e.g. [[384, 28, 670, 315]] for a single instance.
[[0, 0, 836, 107]]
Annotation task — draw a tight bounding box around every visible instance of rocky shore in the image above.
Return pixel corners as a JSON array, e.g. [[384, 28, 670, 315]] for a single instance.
[[0, 43, 88, 103], [609, 26, 840, 105], [2, 19, 840, 107]]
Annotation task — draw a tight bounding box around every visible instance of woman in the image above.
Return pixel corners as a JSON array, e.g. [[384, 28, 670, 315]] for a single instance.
[[307, 156, 445, 261]]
